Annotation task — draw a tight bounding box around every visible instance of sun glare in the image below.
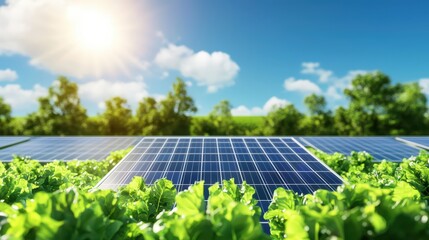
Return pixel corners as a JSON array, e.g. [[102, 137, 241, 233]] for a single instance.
[[68, 6, 117, 52], [43, 0, 148, 77]]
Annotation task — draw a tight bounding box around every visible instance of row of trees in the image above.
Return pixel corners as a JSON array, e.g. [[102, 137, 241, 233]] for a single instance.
[[194, 72, 428, 136], [0, 77, 197, 135], [0, 72, 428, 136]]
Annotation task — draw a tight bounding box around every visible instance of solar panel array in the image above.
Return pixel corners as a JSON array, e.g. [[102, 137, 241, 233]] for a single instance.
[[0, 137, 142, 162], [0, 137, 29, 149], [396, 137, 429, 150], [299, 137, 421, 162], [97, 137, 343, 228]]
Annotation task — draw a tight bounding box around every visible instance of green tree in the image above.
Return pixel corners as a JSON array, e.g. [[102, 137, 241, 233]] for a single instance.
[[333, 107, 352, 135], [190, 117, 216, 136], [342, 72, 397, 135], [133, 78, 196, 136], [302, 94, 334, 135], [7, 118, 26, 135], [304, 94, 327, 116], [84, 116, 106, 135], [339, 71, 428, 135], [0, 97, 12, 135], [135, 97, 161, 135], [387, 83, 428, 135], [208, 100, 236, 135], [158, 78, 197, 135], [102, 97, 132, 135], [262, 104, 304, 135], [25, 76, 87, 135], [191, 100, 236, 135]]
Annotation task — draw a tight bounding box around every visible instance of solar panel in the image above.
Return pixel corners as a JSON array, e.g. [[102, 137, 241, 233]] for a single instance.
[[396, 137, 429, 150], [0, 137, 30, 149], [96, 137, 343, 229], [299, 137, 421, 162], [0, 137, 142, 162]]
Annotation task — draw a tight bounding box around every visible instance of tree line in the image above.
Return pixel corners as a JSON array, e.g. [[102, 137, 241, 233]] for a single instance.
[[0, 72, 428, 136]]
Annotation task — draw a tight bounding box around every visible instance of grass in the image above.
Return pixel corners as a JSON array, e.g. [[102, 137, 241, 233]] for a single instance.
[[232, 116, 265, 126], [194, 116, 265, 127]]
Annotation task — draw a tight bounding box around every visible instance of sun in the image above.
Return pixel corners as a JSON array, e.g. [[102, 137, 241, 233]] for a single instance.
[[44, 0, 148, 78], [67, 6, 117, 52]]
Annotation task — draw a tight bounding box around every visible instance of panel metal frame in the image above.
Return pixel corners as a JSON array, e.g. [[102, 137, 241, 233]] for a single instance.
[[0, 137, 30, 149], [396, 137, 429, 151]]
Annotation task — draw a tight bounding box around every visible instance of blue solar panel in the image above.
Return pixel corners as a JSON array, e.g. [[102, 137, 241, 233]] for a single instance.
[[96, 137, 343, 228], [0, 137, 142, 162], [0, 137, 29, 148], [396, 137, 429, 150], [299, 137, 421, 162]]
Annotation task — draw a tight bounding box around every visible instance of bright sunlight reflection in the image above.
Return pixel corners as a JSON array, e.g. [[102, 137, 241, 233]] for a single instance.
[[68, 6, 116, 52], [51, 0, 147, 77]]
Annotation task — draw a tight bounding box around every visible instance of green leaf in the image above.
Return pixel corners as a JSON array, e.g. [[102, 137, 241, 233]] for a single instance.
[[392, 181, 420, 202], [284, 210, 309, 240], [148, 179, 176, 222], [175, 181, 205, 216]]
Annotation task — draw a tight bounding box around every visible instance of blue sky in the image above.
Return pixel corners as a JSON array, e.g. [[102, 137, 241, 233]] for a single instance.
[[0, 0, 428, 116]]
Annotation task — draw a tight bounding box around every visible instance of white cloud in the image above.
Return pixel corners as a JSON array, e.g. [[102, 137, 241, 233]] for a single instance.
[[161, 71, 169, 79], [155, 44, 193, 69], [419, 78, 429, 94], [263, 96, 290, 112], [140, 61, 151, 71], [334, 70, 368, 89], [153, 94, 166, 102], [0, 84, 47, 114], [0, 0, 145, 78], [300, 61, 369, 94], [0, 69, 18, 81], [79, 79, 148, 110], [326, 86, 342, 100], [283, 77, 321, 94], [97, 101, 107, 110], [231, 105, 265, 116], [301, 62, 367, 88], [301, 62, 333, 83], [185, 81, 193, 87], [231, 96, 290, 116], [286, 62, 371, 103], [156, 31, 169, 44], [325, 70, 368, 101], [135, 75, 144, 82], [155, 44, 239, 92]]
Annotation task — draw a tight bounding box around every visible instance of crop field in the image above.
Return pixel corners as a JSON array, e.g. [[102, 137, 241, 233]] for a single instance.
[[1, 144, 428, 239]]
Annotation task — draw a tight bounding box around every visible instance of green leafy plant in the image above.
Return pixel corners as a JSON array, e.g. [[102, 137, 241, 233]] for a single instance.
[[0, 148, 130, 204], [1, 147, 429, 239], [136, 180, 269, 240], [265, 184, 429, 239]]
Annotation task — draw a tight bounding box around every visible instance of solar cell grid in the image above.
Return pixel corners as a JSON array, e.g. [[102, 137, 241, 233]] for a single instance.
[[97, 137, 343, 229], [0, 137, 141, 162], [299, 137, 421, 162]]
